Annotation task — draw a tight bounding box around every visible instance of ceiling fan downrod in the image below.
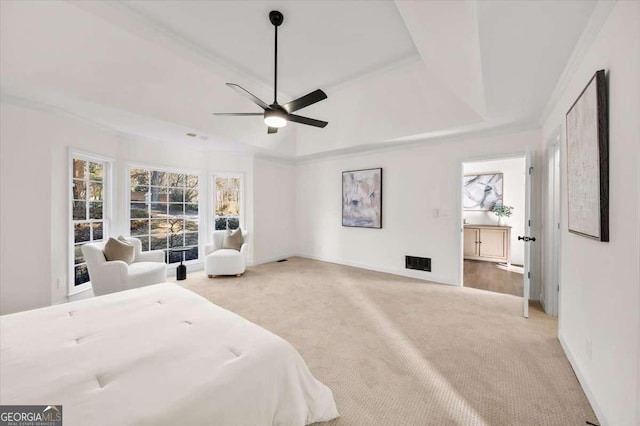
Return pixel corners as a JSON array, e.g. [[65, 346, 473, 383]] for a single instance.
[[213, 9, 328, 134], [269, 10, 283, 105]]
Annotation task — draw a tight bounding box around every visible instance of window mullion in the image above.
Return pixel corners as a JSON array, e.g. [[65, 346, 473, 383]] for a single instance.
[[70, 155, 110, 291], [129, 168, 198, 264]]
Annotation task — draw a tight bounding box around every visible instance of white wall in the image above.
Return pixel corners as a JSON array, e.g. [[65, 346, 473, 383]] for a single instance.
[[0, 102, 125, 314], [0, 101, 265, 314], [253, 158, 296, 264], [295, 128, 542, 297], [541, 2, 640, 424], [463, 157, 526, 266]]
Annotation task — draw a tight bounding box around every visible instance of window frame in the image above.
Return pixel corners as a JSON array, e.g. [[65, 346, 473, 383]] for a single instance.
[[68, 150, 113, 296], [212, 172, 244, 231], [127, 163, 203, 267]]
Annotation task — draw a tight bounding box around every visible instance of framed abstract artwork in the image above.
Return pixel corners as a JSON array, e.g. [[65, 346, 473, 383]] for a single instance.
[[342, 168, 382, 228], [463, 173, 503, 211], [566, 69, 609, 241]]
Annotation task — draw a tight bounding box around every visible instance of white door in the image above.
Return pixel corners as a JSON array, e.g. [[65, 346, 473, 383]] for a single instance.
[[522, 147, 535, 318], [551, 144, 560, 316], [543, 141, 560, 316]]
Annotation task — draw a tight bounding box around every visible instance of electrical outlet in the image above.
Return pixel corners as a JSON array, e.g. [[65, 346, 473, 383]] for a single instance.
[[586, 338, 592, 360]]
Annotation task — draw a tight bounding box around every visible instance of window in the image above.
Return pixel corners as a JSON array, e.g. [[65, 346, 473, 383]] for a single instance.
[[130, 168, 199, 263], [214, 175, 242, 230], [71, 155, 110, 290]]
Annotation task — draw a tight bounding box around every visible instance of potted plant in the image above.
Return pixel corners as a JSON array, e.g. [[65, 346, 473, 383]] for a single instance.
[[493, 205, 513, 226]]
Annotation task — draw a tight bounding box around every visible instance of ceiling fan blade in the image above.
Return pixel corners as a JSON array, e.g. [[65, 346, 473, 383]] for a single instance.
[[213, 113, 263, 116], [268, 127, 278, 134], [226, 83, 270, 110], [288, 114, 328, 128], [283, 89, 327, 113]]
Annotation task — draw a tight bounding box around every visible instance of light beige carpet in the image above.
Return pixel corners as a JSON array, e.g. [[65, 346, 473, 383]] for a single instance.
[[173, 257, 596, 426]]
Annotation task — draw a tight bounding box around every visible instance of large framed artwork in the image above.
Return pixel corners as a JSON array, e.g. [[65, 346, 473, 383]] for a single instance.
[[342, 168, 382, 228], [566, 69, 609, 242], [463, 173, 503, 211]]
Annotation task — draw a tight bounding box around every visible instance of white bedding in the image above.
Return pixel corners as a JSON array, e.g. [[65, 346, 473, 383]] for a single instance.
[[0, 283, 338, 425]]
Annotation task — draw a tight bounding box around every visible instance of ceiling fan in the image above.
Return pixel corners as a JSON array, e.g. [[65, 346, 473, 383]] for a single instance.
[[213, 10, 328, 134]]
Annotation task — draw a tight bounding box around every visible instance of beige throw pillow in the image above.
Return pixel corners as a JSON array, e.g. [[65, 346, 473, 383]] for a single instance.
[[103, 237, 135, 264], [222, 228, 244, 251]]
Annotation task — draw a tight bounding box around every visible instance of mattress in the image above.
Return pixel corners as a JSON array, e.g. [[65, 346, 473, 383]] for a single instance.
[[0, 283, 338, 425]]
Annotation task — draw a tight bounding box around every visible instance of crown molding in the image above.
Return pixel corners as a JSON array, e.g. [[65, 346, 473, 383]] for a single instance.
[[2, 93, 539, 167], [254, 153, 297, 166], [1, 91, 128, 139], [67, 0, 286, 100], [538, 0, 616, 125], [295, 121, 541, 165], [0, 91, 259, 157], [68, 1, 425, 102]]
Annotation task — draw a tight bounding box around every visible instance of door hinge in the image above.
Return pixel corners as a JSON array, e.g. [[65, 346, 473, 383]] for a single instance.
[[529, 166, 533, 175], [528, 272, 531, 279], [528, 219, 531, 227]]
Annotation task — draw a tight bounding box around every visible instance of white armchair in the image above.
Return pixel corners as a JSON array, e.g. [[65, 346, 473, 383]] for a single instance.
[[81, 237, 167, 296], [204, 230, 248, 277]]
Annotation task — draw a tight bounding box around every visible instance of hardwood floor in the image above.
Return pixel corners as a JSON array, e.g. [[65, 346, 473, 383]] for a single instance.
[[463, 259, 523, 296]]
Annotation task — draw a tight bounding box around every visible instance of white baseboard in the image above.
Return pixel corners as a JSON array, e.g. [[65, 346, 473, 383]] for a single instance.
[[295, 253, 457, 286], [496, 263, 524, 274], [539, 295, 547, 312], [250, 253, 296, 266], [558, 333, 606, 425]]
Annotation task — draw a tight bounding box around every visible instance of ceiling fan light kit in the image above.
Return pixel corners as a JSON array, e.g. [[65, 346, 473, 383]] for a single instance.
[[213, 10, 328, 134], [264, 108, 288, 128]]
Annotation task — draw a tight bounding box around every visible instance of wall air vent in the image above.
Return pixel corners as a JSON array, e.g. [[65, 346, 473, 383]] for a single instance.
[[405, 256, 431, 272]]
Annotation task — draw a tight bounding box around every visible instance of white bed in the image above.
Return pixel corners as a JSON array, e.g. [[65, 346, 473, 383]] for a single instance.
[[0, 283, 338, 426]]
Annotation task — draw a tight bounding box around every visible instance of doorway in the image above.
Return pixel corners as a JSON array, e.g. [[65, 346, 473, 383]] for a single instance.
[[460, 156, 527, 299]]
